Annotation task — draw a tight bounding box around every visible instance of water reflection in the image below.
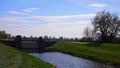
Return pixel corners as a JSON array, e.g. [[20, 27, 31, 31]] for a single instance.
[[30, 52, 115, 68]]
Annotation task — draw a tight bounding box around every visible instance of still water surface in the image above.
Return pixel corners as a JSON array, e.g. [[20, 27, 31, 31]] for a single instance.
[[30, 52, 115, 68]]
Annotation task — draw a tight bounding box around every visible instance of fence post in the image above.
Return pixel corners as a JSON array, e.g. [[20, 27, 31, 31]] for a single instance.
[[15, 35, 22, 49]]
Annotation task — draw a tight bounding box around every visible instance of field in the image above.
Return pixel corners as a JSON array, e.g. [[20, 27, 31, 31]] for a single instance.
[[48, 42, 120, 66], [0, 43, 55, 68]]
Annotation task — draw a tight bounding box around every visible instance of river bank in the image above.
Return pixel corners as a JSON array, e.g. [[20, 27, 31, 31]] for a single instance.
[[47, 42, 120, 67], [0, 43, 55, 68]]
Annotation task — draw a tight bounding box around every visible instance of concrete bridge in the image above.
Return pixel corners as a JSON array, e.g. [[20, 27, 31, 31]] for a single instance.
[[22, 41, 40, 53], [0, 36, 56, 53]]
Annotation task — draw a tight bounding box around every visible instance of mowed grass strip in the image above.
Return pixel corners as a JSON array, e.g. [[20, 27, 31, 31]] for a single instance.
[[0, 43, 55, 68], [48, 42, 120, 65]]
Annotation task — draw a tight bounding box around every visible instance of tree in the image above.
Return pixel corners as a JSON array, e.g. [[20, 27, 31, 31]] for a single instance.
[[59, 36, 63, 40], [83, 27, 96, 42], [0, 31, 7, 39], [43, 35, 49, 40], [84, 27, 93, 39], [92, 10, 120, 42]]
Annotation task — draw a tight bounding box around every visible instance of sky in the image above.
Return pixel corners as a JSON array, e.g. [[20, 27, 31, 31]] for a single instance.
[[0, 0, 120, 38]]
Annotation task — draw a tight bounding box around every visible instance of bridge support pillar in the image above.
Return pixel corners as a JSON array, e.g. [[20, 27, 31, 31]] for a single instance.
[[15, 35, 22, 49], [37, 36, 45, 52]]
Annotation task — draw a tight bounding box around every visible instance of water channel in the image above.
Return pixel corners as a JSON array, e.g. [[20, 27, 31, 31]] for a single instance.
[[30, 52, 115, 68]]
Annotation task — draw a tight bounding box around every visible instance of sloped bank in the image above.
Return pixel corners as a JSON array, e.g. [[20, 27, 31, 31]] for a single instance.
[[47, 42, 120, 67], [0, 43, 55, 68]]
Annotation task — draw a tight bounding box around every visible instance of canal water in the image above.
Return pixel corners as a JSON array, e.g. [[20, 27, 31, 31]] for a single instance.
[[30, 52, 115, 68]]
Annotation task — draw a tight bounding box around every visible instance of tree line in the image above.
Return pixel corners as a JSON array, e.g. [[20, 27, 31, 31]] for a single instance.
[[0, 31, 79, 42], [21, 35, 79, 42]]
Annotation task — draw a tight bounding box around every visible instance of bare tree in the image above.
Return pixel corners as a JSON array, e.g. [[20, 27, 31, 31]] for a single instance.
[[92, 10, 120, 42], [84, 27, 94, 41], [84, 27, 92, 38]]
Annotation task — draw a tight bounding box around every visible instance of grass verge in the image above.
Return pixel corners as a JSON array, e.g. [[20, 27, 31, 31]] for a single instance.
[[48, 42, 120, 66], [0, 43, 55, 68]]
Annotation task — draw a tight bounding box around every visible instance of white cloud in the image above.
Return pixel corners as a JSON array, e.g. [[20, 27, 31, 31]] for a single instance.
[[8, 11, 26, 15], [23, 8, 39, 13], [0, 14, 94, 27], [0, 17, 28, 23], [31, 14, 95, 23], [32, 14, 95, 19], [0, 14, 95, 38], [89, 3, 107, 8], [8, 8, 39, 15], [0, 14, 94, 25]]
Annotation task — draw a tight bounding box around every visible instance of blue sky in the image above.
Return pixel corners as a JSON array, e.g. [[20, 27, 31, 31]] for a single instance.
[[0, 0, 120, 38]]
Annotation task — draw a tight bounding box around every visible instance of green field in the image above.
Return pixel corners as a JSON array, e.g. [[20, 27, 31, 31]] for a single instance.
[[48, 42, 120, 66], [0, 43, 55, 68]]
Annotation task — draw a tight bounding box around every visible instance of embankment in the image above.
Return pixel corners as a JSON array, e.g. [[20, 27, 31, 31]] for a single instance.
[[0, 43, 55, 68]]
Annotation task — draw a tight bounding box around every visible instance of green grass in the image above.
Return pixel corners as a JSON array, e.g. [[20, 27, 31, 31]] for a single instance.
[[48, 42, 120, 65], [0, 43, 55, 68]]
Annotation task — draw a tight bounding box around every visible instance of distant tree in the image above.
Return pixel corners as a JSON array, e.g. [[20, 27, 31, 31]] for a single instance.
[[74, 38, 79, 41], [70, 38, 74, 41], [11, 36, 15, 40], [0, 31, 7, 39], [92, 10, 120, 42], [79, 37, 87, 42], [83, 27, 95, 42], [49, 36, 52, 40], [84, 27, 94, 39], [44, 35, 49, 40], [23, 36, 27, 40], [59, 36, 63, 40], [52, 37, 57, 40]]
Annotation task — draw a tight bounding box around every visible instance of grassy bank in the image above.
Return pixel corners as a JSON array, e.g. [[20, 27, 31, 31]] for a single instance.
[[0, 43, 55, 68], [48, 42, 120, 66]]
